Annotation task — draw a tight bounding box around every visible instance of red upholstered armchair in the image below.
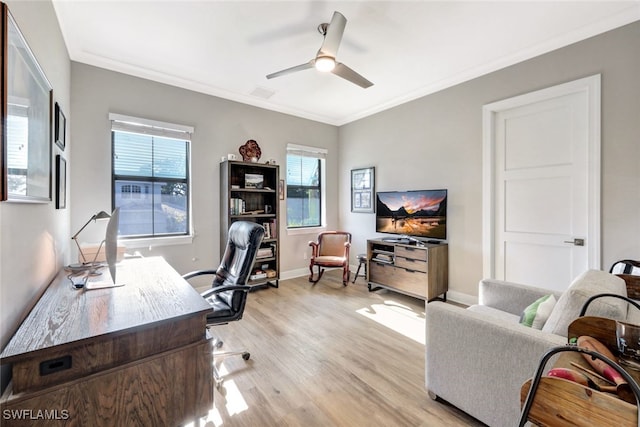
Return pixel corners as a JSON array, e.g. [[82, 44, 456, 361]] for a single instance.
[[308, 231, 352, 285]]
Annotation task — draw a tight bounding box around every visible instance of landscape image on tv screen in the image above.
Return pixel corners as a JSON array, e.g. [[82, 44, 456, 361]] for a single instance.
[[376, 190, 447, 240]]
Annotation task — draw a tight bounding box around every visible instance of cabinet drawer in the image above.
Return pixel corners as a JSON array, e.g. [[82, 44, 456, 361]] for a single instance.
[[393, 268, 427, 298], [395, 256, 428, 273], [396, 246, 428, 261], [369, 261, 394, 283]]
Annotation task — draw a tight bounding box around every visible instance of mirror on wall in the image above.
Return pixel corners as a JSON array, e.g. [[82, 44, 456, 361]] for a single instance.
[[1, 3, 53, 202]]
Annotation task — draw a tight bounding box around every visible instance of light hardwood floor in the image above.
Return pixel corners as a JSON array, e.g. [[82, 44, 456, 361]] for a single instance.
[[192, 271, 485, 427]]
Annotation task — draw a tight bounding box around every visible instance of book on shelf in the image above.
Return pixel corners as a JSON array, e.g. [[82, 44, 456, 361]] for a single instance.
[[262, 219, 277, 239], [250, 270, 267, 281], [256, 247, 274, 259], [230, 198, 245, 215]]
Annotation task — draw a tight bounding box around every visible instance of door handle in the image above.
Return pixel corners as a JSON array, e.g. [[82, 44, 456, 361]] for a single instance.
[[563, 238, 585, 246]]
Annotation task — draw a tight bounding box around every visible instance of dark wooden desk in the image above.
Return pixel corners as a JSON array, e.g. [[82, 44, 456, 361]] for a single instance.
[[0, 257, 213, 426]]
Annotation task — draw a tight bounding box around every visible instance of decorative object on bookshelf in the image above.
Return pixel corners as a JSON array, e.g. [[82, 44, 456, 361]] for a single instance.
[[245, 173, 264, 189], [239, 139, 262, 162]]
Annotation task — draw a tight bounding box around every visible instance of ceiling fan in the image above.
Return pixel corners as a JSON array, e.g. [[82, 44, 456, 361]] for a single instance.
[[266, 11, 373, 88]]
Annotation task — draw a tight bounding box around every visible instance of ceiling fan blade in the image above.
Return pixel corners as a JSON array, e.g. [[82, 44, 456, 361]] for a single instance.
[[331, 63, 373, 88], [266, 60, 315, 79], [318, 11, 346, 58]]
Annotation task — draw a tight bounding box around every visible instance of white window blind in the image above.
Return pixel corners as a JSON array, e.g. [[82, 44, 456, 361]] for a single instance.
[[110, 113, 193, 239]]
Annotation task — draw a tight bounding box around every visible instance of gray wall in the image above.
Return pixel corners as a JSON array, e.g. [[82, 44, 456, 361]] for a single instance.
[[0, 1, 70, 389], [70, 63, 339, 279], [339, 21, 640, 300]]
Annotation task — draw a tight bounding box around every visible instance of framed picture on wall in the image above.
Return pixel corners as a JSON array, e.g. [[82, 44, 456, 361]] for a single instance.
[[56, 155, 66, 209], [351, 167, 375, 213], [54, 102, 66, 151], [1, 3, 53, 202]]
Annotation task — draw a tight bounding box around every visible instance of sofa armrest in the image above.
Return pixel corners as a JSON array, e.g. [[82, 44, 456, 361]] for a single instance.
[[426, 302, 566, 427], [479, 278, 563, 316]]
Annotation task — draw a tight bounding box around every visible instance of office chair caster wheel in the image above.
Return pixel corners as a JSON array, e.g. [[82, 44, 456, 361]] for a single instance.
[[215, 340, 224, 349], [242, 352, 250, 361]]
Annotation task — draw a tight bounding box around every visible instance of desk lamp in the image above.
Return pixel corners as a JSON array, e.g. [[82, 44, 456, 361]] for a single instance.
[[72, 210, 111, 265]]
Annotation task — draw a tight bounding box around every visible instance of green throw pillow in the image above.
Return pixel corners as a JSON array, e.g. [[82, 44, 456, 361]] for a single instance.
[[519, 294, 556, 329]]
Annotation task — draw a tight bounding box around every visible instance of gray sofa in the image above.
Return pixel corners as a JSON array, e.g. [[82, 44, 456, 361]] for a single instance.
[[425, 270, 632, 427]]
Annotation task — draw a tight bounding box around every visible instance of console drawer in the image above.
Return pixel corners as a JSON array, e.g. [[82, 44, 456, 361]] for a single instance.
[[393, 268, 427, 298], [396, 246, 428, 261], [395, 256, 428, 273], [369, 261, 394, 283]]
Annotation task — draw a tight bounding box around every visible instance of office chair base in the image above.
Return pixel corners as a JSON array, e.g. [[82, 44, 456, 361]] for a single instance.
[[213, 350, 251, 390], [215, 350, 250, 360]]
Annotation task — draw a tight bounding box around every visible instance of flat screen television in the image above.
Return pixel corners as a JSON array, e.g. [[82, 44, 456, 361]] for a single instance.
[[376, 189, 447, 241]]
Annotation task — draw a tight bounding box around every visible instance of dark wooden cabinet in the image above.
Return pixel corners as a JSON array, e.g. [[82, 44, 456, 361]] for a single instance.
[[220, 160, 279, 288], [367, 239, 448, 301]]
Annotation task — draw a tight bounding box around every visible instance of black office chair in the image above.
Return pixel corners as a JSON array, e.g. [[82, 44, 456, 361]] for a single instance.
[[183, 221, 265, 388]]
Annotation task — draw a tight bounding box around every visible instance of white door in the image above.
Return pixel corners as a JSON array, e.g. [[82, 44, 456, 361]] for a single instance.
[[482, 75, 601, 292]]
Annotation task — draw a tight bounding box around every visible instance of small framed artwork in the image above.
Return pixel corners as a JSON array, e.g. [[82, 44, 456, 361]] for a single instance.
[[55, 155, 66, 209], [279, 179, 285, 200], [351, 167, 375, 213], [54, 102, 66, 151], [245, 173, 264, 189]]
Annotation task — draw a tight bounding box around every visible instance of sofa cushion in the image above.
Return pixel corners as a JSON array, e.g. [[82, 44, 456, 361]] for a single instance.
[[519, 294, 556, 329], [542, 270, 627, 337]]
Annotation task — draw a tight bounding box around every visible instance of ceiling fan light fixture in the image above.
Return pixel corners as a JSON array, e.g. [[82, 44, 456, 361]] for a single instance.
[[315, 56, 336, 72]]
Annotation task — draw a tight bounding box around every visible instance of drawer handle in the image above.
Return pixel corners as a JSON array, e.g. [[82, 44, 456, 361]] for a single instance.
[[40, 355, 72, 376]]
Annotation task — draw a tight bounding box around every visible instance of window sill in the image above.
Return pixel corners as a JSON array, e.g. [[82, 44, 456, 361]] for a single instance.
[[286, 226, 326, 236], [121, 235, 193, 249]]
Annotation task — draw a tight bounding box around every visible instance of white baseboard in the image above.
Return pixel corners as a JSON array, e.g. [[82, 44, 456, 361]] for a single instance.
[[280, 268, 309, 281], [197, 266, 478, 307]]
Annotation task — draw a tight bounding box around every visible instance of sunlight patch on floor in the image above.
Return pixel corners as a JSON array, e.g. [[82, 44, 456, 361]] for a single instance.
[[356, 299, 425, 344], [183, 363, 248, 427]]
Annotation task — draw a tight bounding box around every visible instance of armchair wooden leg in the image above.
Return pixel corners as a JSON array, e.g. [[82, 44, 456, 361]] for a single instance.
[[309, 265, 324, 284], [342, 265, 349, 286]]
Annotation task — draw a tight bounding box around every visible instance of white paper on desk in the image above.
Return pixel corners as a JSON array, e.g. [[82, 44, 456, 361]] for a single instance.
[[85, 281, 125, 290]]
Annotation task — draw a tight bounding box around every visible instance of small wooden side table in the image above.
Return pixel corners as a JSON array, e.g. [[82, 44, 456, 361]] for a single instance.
[[520, 316, 640, 426]]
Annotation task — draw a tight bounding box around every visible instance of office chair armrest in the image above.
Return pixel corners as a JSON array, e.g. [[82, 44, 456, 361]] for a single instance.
[[182, 269, 218, 280], [201, 284, 252, 299]]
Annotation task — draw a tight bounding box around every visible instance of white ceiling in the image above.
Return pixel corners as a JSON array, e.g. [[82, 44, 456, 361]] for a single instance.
[[52, 1, 640, 126]]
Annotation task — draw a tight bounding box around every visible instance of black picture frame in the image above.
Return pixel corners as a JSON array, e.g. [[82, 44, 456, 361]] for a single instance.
[[351, 167, 375, 213], [1, 3, 53, 202], [54, 102, 66, 151], [55, 155, 66, 209]]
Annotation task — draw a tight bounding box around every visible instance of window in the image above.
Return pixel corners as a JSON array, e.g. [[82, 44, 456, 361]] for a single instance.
[[286, 144, 326, 228], [110, 113, 192, 239]]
